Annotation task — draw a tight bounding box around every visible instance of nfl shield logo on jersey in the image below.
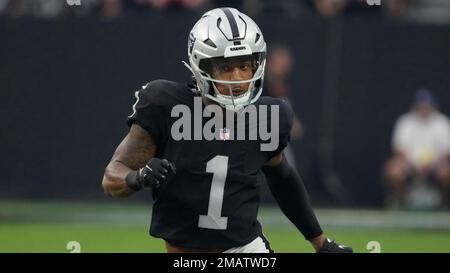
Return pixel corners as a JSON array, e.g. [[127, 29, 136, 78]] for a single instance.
[[219, 128, 230, 140]]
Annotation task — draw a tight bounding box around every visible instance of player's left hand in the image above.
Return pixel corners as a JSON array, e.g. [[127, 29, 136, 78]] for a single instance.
[[318, 238, 353, 253], [126, 158, 176, 191]]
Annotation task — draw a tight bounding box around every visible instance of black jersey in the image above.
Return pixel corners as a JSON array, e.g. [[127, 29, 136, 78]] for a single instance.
[[127, 79, 293, 250]]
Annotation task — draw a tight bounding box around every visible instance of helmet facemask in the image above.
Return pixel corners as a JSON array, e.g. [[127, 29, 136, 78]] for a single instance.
[[192, 53, 266, 111]]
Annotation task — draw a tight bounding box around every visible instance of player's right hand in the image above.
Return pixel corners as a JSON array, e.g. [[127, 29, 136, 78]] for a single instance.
[[126, 158, 176, 191]]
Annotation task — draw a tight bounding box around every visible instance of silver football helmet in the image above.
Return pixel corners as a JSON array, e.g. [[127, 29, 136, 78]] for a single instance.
[[183, 7, 267, 111]]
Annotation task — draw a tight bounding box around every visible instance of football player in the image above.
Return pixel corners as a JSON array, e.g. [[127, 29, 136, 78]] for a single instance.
[[102, 7, 352, 253]]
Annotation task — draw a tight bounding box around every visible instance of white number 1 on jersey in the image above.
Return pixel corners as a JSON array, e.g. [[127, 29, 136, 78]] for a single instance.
[[198, 155, 229, 230]]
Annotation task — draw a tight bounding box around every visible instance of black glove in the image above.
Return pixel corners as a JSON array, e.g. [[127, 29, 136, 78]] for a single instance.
[[125, 158, 176, 191], [318, 238, 353, 253]]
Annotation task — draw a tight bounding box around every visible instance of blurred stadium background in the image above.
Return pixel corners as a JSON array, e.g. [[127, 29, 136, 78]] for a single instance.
[[1, 0, 450, 252]]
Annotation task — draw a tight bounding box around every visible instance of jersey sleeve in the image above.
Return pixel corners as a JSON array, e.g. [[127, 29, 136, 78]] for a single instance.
[[127, 81, 169, 147], [266, 98, 294, 159]]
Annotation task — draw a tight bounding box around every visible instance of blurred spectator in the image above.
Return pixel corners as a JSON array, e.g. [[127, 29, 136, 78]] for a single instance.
[[240, 0, 312, 20], [71, 0, 100, 17], [265, 44, 303, 165], [147, 0, 206, 10], [2, 0, 33, 18], [108, 0, 150, 11], [307, 0, 381, 18], [124, 0, 152, 12], [384, 89, 450, 209], [2, 0, 23, 17], [0, 0, 7, 13], [31, 0, 67, 18], [98, 0, 123, 20], [266, 45, 294, 98], [2, 0, 67, 19], [314, 0, 351, 17], [0, 0, 208, 18], [385, 0, 450, 25], [385, 0, 409, 18]]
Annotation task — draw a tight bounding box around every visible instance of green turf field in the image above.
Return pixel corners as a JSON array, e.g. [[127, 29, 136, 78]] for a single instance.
[[1, 201, 449, 253], [2, 223, 450, 253]]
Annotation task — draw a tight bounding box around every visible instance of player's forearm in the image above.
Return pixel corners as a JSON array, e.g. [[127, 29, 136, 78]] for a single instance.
[[102, 161, 136, 197], [102, 125, 158, 197], [262, 155, 323, 240]]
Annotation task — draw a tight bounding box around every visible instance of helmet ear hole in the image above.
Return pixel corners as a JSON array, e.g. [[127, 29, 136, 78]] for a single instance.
[[255, 33, 261, 43]]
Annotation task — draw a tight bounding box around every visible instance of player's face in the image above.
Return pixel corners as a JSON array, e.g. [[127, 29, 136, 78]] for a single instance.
[[210, 56, 255, 96]]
